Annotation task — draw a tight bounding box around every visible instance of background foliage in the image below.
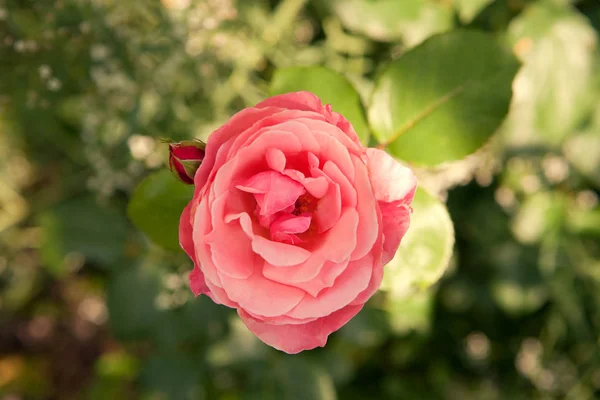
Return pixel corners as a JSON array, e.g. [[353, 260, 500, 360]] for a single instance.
[[1, 0, 600, 399]]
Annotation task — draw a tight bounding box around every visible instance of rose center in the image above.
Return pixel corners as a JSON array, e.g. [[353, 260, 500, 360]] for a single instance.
[[292, 193, 317, 216]]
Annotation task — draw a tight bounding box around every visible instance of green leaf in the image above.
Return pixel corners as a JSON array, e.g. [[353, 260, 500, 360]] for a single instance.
[[106, 266, 162, 340], [140, 352, 204, 400], [128, 170, 194, 251], [489, 243, 548, 317], [454, 0, 495, 23], [369, 30, 519, 166], [564, 128, 600, 188], [330, 0, 454, 47], [275, 357, 337, 400], [39, 196, 128, 276], [338, 305, 391, 348], [269, 66, 370, 145], [385, 290, 434, 335], [381, 187, 454, 298], [511, 191, 564, 244], [503, 3, 598, 146]]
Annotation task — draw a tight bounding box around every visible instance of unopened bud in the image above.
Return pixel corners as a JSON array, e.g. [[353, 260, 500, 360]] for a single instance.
[[168, 140, 205, 184]]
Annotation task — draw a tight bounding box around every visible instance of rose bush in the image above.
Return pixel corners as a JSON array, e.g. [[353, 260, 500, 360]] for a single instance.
[[179, 91, 416, 353]]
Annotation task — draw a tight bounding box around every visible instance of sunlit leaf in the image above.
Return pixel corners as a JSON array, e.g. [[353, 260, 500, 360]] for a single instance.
[[330, 0, 454, 47], [564, 129, 600, 187], [504, 3, 598, 146], [511, 191, 564, 244], [127, 170, 194, 251], [269, 66, 370, 145], [381, 187, 454, 298], [369, 30, 519, 165], [385, 290, 434, 335], [454, 0, 495, 23]]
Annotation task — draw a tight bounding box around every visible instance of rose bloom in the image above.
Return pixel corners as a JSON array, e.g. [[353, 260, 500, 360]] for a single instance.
[[179, 92, 416, 353]]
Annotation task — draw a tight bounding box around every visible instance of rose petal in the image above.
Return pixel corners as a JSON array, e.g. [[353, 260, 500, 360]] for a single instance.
[[314, 182, 341, 233], [213, 130, 303, 198], [238, 304, 364, 354], [230, 116, 322, 159], [322, 161, 357, 208], [192, 197, 237, 307], [179, 203, 196, 263], [207, 223, 256, 279], [262, 208, 358, 284], [286, 253, 373, 319], [266, 147, 286, 172], [365, 148, 416, 264], [194, 107, 281, 193], [290, 258, 349, 297], [378, 202, 412, 265], [350, 155, 379, 260], [255, 91, 325, 113], [351, 215, 384, 306], [365, 148, 417, 204], [307, 152, 320, 169], [255, 91, 362, 148], [219, 263, 305, 317], [252, 236, 311, 266], [237, 171, 306, 216], [312, 130, 356, 182], [188, 265, 209, 297], [270, 213, 311, 237]]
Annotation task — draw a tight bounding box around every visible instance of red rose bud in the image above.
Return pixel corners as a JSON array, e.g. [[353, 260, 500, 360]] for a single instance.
[[168, 140, 206, 184]]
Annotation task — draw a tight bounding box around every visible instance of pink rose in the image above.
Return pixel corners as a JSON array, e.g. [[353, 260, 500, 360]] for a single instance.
[[179, 91, 416, 353]]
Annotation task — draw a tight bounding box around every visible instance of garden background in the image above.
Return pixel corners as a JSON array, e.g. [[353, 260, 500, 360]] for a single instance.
[[1, 0, 600, 399]]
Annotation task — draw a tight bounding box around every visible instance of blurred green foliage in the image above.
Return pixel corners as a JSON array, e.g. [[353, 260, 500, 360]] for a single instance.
[[1, 0, 600, 399]]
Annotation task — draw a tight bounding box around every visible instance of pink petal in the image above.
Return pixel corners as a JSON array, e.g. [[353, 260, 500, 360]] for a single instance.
[[255, 91, 362, 149], [266, 148, 286, 172], [179, 203, 196, 263], [282, 169, 305, 181], [365, 148, 417, 204], [379, 202, 412, 265], [365, 148, 416, 264], [302, 176, 329, 199], [219, 264, 305, 317], [291, 258, 349, 297], [192, 197, 237, 307], [314, 182, 341, 233], [270, 213, 311, 237], [351, 217, 384, 306], [194, 107, 281, 193], [229, 116, 321, 159], [238, 304, 364, 354], [252, 236, 311, 267], [180, 203, 211, 296], [272, 232, 303, 245], [188, 265, 209, 297], [285, 253, 373, 319], [262, 208, 358, 284], [312, 130, 356, 182], [237, 171, 306, 216], [255, 91, 324, 113], [213, 130, 303, 198], [322, 161, 357, 208], [307, 152, 320, 169], [350, 155, 379, 260], [207, 224, 256, 279]]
